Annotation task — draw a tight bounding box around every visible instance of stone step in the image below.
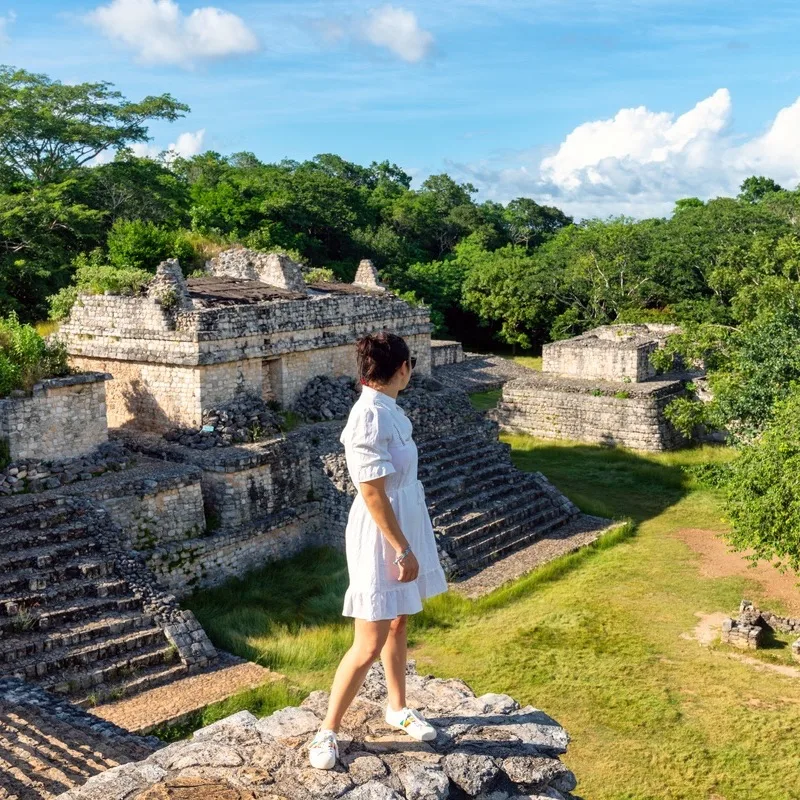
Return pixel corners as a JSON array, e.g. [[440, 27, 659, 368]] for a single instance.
[[0, 536, 104, 573], [441, 495, 560, 548], [423, 458, 515, 499], [0, 611, 157, 664], [0, 517, 97, 554], [0, 693, 158, 791], [455, 505, 567, 561], [418, 439, 504, 477], [427, 470, 532, 521], [463, 513, 573, 571], [0, 594, 141, 634], [0, 576, 129, 615], [0, 556, 114, 597], [4, 625, 169, 680], [79, 661, 190, 707], [416, 426, 498, 458], [0, 499, 83, 534], [43, 641, 181, 699], [431, 478, 542, 529]]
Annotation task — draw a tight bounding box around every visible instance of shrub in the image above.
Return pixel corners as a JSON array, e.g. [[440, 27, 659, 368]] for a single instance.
[[0, 313, 70, 397], [47, 250, 153, 320], [305, 267, 336, 283], [613, 390, 631, 399], [107, 219, 176, 271], [724, 385, 800, 572]]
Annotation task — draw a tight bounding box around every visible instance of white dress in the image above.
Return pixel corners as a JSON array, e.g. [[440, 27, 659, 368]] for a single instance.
[[339, 384, 449, 621]]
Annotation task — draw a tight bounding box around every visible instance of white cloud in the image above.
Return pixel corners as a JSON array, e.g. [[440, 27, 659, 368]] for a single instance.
[[89, 128, 206, 165], [0, 11, 16, 46], [86, 0, 258, 67], [360, 6, 434, 63], [131, 128, 207, 160], [452, 90, 800, 219]]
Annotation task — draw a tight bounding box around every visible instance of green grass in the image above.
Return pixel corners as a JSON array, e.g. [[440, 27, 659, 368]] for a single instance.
[[150, 678, 306, 742], [468, 388, 502, 411], [512, 354, 542, 371], [185, 438, 800, 799]]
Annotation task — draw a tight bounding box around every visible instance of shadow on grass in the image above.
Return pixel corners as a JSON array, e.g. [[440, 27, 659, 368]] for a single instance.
[[504, 438, 721, 523]]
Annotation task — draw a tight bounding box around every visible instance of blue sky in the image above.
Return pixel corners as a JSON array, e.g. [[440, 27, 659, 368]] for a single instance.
[[3, 0, 800, 217]]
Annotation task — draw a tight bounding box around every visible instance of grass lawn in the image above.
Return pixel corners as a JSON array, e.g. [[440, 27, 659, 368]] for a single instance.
[[185, 429, 800, 800]]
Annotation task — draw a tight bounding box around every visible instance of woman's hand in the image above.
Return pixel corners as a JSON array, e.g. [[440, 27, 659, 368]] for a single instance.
[[397, 550, 419, 582]]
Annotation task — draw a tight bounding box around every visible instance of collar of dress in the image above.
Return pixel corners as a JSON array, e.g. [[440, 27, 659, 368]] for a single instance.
[[360, 384, 398, 410]]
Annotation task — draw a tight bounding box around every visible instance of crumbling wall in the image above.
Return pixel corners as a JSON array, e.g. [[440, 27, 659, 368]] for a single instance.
[[0, 373, 110, 461]]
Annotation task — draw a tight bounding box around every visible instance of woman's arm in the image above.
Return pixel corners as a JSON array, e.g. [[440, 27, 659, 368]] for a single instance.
[[360, 476, 420, 582]]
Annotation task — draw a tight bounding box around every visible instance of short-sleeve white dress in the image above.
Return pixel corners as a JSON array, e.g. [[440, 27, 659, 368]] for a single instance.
[[338, 384, 449, 621]]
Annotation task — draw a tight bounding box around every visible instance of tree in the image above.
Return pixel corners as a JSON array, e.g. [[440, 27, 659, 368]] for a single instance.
[[0, 66, 189, 184], [461, 236, 558, 348], [502, 197, 572, 250], [738, 175, 784, 205]]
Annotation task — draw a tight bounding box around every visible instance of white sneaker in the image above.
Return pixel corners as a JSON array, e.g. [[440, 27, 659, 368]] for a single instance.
[[309, 728, 339, 769], [385, 706, 437, 742]]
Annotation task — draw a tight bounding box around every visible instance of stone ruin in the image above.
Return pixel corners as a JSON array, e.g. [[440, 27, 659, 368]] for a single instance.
[[488, 323, 697, 451], [0, 248, 595, 797], [721, 600, 800, 661], [59, 661, 578, 800]]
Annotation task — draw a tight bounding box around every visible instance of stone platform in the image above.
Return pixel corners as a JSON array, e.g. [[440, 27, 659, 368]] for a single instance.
[[58, 661, 577, 800], [488, 372, 689, 451]]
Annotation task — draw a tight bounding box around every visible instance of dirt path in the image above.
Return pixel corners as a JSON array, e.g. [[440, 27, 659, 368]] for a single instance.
[[92, 656, 280, 735], [674, 528, 800, 615]]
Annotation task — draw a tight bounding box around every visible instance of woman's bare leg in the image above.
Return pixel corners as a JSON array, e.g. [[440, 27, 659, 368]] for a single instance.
[[381, 614, 408, 713], [321, 618, 393, 732]]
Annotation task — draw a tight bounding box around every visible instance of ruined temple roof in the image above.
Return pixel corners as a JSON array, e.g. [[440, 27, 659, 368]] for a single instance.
[[187, 276, 306, 306], [186, 276, 389, 308]]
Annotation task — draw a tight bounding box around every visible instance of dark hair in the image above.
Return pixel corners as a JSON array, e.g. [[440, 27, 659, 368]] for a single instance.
[[357, 331, 410, 385]]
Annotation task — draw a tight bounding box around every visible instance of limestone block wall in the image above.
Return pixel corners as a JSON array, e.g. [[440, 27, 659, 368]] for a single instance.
[[99, 479, 207, 551], [197, 359, 263, 412], [69, 357, 202, 431], [431, 340, 465, 367], [489, 375, 687, 451], [65, 293, 178, 333], [543, 338, 656, 382], [145, 507, 320, 596], [196, 437, 312, 529], [0, 373, 110, 461]]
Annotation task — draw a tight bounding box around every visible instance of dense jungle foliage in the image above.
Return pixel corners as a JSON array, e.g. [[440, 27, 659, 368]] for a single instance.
[[2, 65, 800, 562]]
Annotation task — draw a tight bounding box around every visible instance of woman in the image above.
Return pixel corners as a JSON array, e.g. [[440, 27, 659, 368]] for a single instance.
[[308, 331, 449, 770]]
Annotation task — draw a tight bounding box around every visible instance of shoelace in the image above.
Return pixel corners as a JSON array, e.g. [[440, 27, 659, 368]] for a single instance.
[[311, 730, 336, 748], [400, 708, 425, 728]]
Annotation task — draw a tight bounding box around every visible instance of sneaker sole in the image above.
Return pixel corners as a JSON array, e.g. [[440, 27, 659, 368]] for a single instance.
[[385, 720, 437, 742]]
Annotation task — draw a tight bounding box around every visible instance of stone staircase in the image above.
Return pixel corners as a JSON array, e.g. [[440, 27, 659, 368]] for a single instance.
[[406, 387, 580, 576], [0, 496, 188, 707], [0, 678, 160, 800]]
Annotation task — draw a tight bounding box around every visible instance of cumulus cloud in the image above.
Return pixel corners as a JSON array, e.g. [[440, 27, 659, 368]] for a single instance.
[[360, 6, 434, 63], [0, 11, 16, 46], [454, 90, 800, 219], [86, 0, 258, 67], [131, 128, 207, 160], [90, 128, 206, 165]]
